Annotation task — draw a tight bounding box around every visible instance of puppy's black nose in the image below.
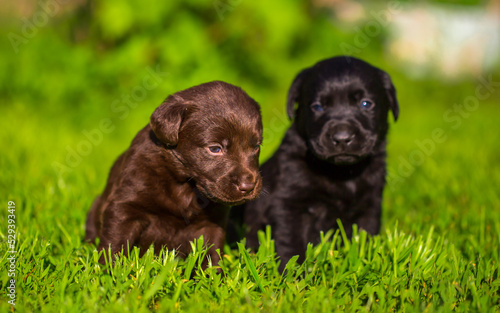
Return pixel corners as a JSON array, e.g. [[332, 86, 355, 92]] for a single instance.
[[332, 130, 355, 146]]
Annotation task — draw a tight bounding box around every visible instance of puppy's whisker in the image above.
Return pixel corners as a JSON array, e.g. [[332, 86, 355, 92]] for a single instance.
[[257, 187, 270, 198]]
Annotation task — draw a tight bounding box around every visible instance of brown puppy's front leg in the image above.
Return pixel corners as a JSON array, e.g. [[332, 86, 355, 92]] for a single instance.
[[97, 203, 148, 264], [189, 222, 226, 270], [84, 196, 101, 242], [205, 227, 225, 269]]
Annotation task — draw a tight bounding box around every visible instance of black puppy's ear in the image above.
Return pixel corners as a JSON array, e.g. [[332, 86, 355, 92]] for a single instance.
[[381, 71, 399, 121], [287, 69, 308, 119], [150, 95, 189, 147]]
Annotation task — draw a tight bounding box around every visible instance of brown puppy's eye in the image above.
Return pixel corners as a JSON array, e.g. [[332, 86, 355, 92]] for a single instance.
[[207, 145, 223, 155], [254, 145, 260, 153]]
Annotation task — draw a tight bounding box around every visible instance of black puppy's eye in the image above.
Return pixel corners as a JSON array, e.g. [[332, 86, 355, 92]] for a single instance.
[[207, 145, 223, 155], [360, 100, 374, 109], [311, 102, 324, 112]]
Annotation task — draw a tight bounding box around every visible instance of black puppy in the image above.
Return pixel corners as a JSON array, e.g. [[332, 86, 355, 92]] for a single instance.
[[232, 56, 399, 269]]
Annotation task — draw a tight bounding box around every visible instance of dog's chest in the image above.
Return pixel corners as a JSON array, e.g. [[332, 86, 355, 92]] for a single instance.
[[141, 213, 183, 240], [312, 173, 362, 200], [297, 179, 364, 241], [292, 169, 375, 220]]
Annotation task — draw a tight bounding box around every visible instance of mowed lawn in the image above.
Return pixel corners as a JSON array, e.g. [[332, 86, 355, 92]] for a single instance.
[[1, 74, 500, 312]]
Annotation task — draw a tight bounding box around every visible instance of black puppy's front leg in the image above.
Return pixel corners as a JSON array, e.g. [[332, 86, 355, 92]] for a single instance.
[[270, 209, 308, 272], [354, 193, 382, 235], [356, 209, 381, 235], [97, 203, 148, 263]]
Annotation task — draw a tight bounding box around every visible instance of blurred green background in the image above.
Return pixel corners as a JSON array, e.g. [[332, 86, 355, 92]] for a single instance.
[[1, 0, 499, 252]]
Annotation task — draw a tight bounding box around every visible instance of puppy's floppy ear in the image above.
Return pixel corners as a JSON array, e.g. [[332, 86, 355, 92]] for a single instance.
[[287, 69, 308, 119], [150, 94, 188, 147], [380, 71, 399, 121]]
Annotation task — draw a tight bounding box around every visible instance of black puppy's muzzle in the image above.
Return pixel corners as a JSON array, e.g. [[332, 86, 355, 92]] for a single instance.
[[329, 124, 356, 149], [310, 119, 376, 164]]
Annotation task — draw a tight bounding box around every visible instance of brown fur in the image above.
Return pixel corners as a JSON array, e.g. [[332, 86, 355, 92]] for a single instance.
[[86, 81, 263, 267]]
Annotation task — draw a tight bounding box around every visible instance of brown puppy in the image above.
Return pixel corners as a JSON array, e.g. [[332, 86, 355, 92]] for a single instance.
[[85, 81, 263, 266]]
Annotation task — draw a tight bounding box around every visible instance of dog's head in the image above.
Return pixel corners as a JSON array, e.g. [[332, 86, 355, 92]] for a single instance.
[[150, 81, 263, 205], [287, 56, 399, 165]]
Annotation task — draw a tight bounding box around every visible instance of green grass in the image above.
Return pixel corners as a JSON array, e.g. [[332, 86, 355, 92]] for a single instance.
[[1, 78, 500, 312]]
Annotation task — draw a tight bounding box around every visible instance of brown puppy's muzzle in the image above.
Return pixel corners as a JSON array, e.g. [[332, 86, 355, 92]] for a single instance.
[[198, 169, 262, 205], [240, 172, 263, 201], [228, 169, 263, 204], [235, 171, 258, 194]]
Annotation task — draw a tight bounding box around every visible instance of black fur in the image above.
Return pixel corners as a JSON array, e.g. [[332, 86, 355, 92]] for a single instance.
[[229, 56, 399, 270]]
